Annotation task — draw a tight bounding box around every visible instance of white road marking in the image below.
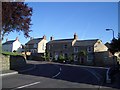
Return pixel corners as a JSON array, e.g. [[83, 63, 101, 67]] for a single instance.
[[0, 72, 18, 77], [11, 82, 40, 90], [52, 67, 62, 78], [52, 72, 61, 78], [60, 67, 62, 71]]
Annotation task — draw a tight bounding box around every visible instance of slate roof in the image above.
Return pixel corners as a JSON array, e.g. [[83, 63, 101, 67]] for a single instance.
[[25, 38, 43, 45], [48, 38, 74, 44], [74, 39, 99, 46], [2, 40, 15, 45], [105, 42, 110, 48]]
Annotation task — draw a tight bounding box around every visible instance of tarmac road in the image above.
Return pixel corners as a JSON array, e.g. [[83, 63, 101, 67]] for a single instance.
[[2, 60, 119, 89]]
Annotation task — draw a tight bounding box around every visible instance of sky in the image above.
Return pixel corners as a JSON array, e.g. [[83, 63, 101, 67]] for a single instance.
[[3, 2, 118, 44]]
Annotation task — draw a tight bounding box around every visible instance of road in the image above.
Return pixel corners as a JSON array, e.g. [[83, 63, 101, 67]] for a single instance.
[[2, 60, 119, 89]]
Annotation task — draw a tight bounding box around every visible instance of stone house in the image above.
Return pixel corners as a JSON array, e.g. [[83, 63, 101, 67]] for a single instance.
[[46, 33, 78, 60], [46, 33, 109, 65], [25, 35, 47, 55], [74, 39, 108, 65], [2, 37, 22, 52]]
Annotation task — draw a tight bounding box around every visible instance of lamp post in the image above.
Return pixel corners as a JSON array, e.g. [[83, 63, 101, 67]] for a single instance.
[[106, 29, 116, 70], [106, 29, 115, 39]]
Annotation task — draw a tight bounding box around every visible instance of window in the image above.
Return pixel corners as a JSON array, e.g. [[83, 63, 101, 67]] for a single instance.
[[63, 44, 67, 49], [49, 45, 50, 50], [34, 44, 37, 48], [87, 46, 92, 52], [74, 47, 78, 53], [87, 54, 93, 61], [42, 43, 45, 50]]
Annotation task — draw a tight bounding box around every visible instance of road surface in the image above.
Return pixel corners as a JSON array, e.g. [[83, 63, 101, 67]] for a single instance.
[[2, 60, 119, 89]]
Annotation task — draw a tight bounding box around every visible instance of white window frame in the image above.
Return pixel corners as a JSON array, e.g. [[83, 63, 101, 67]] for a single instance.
[[34, 43, 37, 48], [49, 45, 51, 50], [74, 47, 78, 53], [87, 54, 93, 61], [42, 43, 45, 50], [63, 44, 67, 49], [87, 46, 92, 53]]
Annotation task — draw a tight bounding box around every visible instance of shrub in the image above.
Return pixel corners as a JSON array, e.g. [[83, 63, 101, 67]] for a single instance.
[[58, 55, 65, 63], [2, 51, 22, 56]]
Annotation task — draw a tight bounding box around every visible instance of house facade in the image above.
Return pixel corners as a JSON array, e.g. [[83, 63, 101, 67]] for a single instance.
[[46, 33, 78, 60], [2, 37, 22, 52], [46, 33, 108, 65], [73, 39, 108, 65], [25, 35, 47, 54]]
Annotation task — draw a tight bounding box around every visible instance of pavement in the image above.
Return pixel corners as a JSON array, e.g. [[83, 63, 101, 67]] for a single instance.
[[1, 60, 49, 77], [0, 70, 18, 77], [104, 71, 120, 89], [1, 63, 36, 77]]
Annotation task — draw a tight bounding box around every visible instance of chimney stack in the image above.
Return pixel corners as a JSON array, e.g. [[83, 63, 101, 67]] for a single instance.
[[6, 38, 8, 42], [16, 37, 19, 41], [30, 37, 33, 40], [50, 36, 54, 41], [74, 33, 78, 40], [43, 35, 46, 40]]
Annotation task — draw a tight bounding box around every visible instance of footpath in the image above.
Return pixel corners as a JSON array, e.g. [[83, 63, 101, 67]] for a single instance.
[[0, 64, 36, 77]]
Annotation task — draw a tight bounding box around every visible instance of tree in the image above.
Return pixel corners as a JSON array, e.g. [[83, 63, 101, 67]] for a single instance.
[[109, 38, 120, 55], [45, 51, 50, 61], [1, 2, 32, 40]]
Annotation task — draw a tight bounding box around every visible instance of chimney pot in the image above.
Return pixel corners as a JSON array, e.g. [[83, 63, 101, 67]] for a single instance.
[[6, 38, 8, 42], [43, 35, 46, 40], [16, 37, 19, 41], [30, 37, 33, 40], [50, 36, 54, 41], [74, 33, 78, 40]]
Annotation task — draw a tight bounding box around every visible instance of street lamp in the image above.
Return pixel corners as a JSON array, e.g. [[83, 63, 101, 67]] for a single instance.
[[106, 29, 116, 69], [106, 29, 115, 39]]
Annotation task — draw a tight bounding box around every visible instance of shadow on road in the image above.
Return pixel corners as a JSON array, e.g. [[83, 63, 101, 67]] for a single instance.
[[17, 62, 120, 89]]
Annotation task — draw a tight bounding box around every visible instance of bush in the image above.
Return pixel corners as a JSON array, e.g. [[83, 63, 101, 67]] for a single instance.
[[58, 55, 65, 63], [2, 51, 22, 56]]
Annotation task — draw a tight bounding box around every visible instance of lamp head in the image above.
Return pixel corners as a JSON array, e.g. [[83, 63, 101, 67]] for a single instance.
[[106, 29, 112, 31]]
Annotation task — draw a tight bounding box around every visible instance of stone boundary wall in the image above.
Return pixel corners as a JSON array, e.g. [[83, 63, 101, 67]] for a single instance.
[[0, 55, 26, 71], [0, 55, 10, 71], [94, 52, 117, 67]]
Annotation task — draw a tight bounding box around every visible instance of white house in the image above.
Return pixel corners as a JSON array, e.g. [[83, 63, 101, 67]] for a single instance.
[[2, 37, 22, 52]]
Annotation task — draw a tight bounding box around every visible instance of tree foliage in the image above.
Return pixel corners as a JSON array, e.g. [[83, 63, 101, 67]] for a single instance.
[[58, 54, 65, 62], [78, 50, 87, 57], [109, 38, 120, 55], [2, 2, 32, 40]]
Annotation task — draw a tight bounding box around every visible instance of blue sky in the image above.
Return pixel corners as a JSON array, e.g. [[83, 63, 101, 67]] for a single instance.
[[3, 2, 118, 44]]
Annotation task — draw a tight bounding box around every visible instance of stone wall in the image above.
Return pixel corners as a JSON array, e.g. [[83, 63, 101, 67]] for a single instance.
[[0, 55, 10, 71], [0, 54, 26, 71], [94, 51, 117, 67], [10, 55, 26, 70]]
